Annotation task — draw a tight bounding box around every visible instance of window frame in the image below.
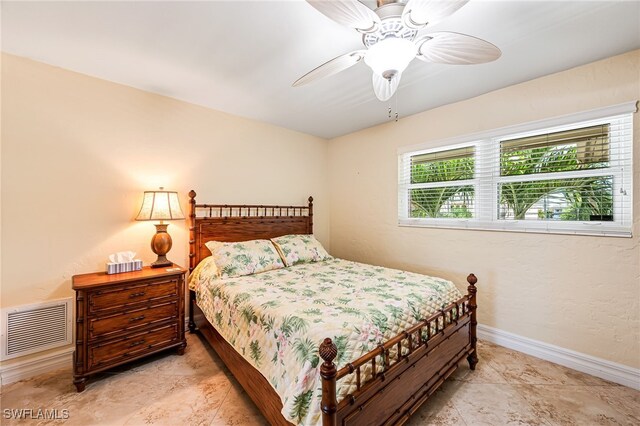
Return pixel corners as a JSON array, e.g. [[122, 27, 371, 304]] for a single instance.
[[397, 102, 636, 237], [399, 140, 480, 227]]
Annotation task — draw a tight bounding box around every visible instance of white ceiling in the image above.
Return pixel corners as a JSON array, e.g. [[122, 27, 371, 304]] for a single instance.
[[2, 1, 639, 139]]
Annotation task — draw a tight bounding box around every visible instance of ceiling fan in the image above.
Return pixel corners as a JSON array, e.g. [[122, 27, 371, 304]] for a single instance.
[[293, 0, 501, 101]]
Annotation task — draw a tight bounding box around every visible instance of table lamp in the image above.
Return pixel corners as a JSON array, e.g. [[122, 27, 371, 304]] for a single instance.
[[135, 187, 185, 268]]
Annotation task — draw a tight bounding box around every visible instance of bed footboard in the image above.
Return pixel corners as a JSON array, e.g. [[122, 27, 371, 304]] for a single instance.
[[320, 274, 478, 426]]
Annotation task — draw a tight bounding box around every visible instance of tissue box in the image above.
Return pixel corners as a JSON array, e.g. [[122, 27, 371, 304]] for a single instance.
[[106, 260, 143, 274]]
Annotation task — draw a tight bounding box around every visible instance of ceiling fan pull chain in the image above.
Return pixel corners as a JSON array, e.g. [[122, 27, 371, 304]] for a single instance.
[[395, 84, 400, 122], [387, 91, 400, 122]]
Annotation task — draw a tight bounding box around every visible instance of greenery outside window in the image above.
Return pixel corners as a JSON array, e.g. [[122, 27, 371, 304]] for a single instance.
[[498, 125, 613, 222], [498, 176, 614, 221], [398, 103, 634, 237], [409, 147, 475, 218]]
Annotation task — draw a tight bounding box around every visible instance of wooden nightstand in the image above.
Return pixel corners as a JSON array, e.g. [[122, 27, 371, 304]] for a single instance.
[[72, 265, 187, 392]]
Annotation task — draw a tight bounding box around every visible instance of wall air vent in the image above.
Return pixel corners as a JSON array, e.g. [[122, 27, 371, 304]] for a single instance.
[[1, 298, 73, 360]]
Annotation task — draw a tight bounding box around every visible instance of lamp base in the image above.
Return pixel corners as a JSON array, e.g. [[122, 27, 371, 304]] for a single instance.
[[150, 223, 174, 268], [151, 256, 173, 268]]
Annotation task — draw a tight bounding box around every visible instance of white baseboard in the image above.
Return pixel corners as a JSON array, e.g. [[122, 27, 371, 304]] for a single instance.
[[477, 324, 640, 390], [0, 347, 73, 386], [1, 325, 637, 390]]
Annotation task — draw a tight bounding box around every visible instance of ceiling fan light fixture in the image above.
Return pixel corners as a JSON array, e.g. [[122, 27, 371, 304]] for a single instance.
[[364, 37, 416, 79], [296, 0, 500, 102]]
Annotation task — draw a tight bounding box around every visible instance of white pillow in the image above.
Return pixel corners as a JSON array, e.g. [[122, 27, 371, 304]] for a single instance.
[[205, 239, 285, 278], [271, 234, 331, 267]]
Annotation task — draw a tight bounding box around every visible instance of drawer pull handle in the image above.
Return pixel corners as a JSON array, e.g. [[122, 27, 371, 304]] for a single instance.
[[129, 291, 146, 298], [129, 315, 145, 322], [128, 339, 145, 348]]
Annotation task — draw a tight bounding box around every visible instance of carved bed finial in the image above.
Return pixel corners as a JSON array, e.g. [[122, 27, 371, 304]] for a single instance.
[[467, 273, 477, 286], [188, 190, 196, 200], [319, 338, 337, 364]]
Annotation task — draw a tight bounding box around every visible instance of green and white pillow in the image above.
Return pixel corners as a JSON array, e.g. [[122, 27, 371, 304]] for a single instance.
[[271, 234, 331, 267], [205, 239, 285, 278]]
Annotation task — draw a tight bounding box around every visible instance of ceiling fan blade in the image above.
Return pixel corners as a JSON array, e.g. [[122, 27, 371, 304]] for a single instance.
[[307, 0, 381, 33], [402, 0, 469, 29], [372, 72, 401, 102], [293, 50, 366, 87], [416, 32, 501, 65]]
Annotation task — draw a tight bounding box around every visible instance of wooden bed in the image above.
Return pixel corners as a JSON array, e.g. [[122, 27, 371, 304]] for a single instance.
[[187, 190, 478, 426]]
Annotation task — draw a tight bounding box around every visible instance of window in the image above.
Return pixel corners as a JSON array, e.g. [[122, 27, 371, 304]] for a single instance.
[[409, 146, 475, 219], [398, 103, 635, 237]]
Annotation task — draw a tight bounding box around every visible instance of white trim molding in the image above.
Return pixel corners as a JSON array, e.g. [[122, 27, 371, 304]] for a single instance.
[[0, 346, 73, 386], [1, 325, 638, 390], [398, 101, 638, 155], [478, 324, 640, 390], [397, 105, 635, 238]]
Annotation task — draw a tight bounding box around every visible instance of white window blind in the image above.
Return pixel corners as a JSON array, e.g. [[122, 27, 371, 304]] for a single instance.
[[408, 146, 475, 219], [398, 102, 635, 237]]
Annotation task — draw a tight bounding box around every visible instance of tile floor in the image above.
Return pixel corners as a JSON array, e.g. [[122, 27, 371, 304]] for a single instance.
[[1, 333, 638, 425]]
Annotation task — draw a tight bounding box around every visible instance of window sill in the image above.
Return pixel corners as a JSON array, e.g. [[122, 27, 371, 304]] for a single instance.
[[398, 219, 632, 238]]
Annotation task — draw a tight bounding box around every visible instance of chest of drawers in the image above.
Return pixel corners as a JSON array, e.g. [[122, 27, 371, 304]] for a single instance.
[[72, 265, 186, 391]]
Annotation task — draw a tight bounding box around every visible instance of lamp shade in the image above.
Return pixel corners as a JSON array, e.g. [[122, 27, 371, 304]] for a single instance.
[[364, 37, 416, 79], [135, 188, 185, 221]]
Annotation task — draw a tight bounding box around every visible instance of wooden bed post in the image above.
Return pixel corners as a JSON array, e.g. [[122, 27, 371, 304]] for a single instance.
[[319, 338, 338, 426], [308, 196, 314, 234], [188, 190, 197, 333], [188, 190, 197, 273], [466, 273, 478, 370]]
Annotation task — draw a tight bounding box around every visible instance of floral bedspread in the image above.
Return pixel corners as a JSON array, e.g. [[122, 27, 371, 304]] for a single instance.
[[190, 258, 462, 425]]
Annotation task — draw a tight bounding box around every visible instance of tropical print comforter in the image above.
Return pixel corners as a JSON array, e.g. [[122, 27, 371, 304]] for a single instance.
[[190, 258, 463, 425]]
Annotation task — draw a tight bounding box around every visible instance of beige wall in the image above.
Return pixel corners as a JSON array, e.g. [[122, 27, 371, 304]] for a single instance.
[[1, 53, 330, 316], [2, 50, 639, 371], [0, 52, 3, 323], [328, 50, 640, 368]]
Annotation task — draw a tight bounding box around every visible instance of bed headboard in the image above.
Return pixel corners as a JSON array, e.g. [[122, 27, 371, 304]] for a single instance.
[[188, 190, 313, 272]]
